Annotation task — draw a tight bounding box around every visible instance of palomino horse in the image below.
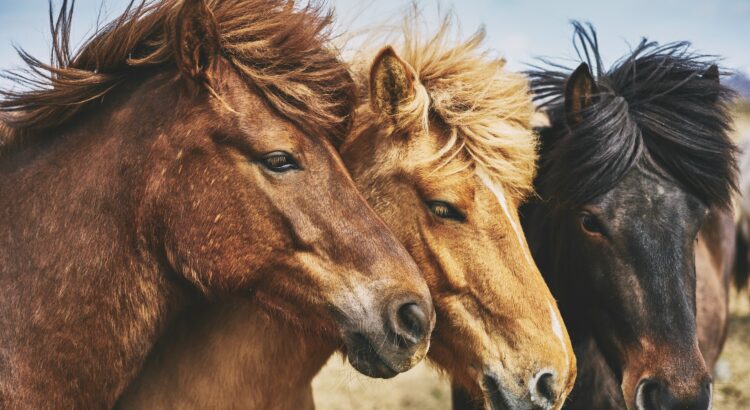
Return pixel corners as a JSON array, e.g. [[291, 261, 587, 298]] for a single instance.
[[117, 16, 576, 410], [0, 0, 437, 407], [454, 23, 737, 410]]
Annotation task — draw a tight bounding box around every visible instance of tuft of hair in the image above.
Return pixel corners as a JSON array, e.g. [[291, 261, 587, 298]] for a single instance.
[[0, 0, 355, 147], [528, 22, 738, 209], [353, 11, 538, 201]]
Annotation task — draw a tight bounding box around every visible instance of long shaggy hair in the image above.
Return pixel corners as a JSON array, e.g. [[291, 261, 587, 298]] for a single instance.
[[352, 12, 538, 200], [0, 0, 355, 148], [529, 22, 737, 209]]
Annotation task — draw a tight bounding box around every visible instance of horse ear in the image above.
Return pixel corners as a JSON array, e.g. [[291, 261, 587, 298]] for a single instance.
[[703, 64, 720, 83], [565, 63, 598, 128], [173, 0, 220, 82], [369, 46, 417, 120]]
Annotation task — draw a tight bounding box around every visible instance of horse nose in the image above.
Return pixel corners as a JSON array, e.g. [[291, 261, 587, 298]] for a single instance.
[[483, 371, 561, 410], [388, 301, 430, 347], [636, 377, 712, 410], [530, 370, 559, 408]]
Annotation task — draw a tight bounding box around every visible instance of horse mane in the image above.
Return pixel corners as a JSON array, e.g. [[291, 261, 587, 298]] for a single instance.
[[0, 0, 355, 149], [528, 22, 738, 209], [352, 13, 538, 200]]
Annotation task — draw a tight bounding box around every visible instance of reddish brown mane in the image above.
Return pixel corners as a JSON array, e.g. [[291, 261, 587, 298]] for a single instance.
[[0, 0, 355, 150]]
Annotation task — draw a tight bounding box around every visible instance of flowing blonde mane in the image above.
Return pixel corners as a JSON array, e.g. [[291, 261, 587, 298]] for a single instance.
[[353, 14, 538, 200], [0, 0, 355, 147]]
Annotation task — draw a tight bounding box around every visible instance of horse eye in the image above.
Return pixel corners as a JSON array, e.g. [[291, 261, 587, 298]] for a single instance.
[[261, 151, 299, 172], [427, 201, 465, 222], [579, 212, 605, 235]]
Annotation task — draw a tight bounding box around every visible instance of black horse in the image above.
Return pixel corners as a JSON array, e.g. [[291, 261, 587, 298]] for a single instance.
[[453, 23, 737, 410]]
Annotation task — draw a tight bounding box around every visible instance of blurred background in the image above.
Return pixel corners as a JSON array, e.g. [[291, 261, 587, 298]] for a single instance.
[[1, 1, 748, 409]]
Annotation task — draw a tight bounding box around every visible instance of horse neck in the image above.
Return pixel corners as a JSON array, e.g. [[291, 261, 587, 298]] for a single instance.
[[0, 72, 192, 407], [523, 203, 580, 310], [523, 201, 594, 346], [116, 297, 337, 409], [559, 335, 624, 409]]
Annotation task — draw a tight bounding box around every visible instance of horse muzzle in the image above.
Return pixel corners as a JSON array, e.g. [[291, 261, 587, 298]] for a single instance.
[[341, 296, 433, 378]]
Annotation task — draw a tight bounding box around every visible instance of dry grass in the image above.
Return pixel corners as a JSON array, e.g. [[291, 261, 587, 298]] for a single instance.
[[313, 359, 449, 410]]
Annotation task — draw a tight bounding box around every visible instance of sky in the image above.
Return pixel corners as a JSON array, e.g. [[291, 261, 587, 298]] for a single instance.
[[0, 0, 748, 89]]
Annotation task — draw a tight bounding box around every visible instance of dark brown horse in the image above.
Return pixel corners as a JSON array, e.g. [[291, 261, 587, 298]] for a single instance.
[[0, 0, 436, 407], [453, 23, 737, 410]]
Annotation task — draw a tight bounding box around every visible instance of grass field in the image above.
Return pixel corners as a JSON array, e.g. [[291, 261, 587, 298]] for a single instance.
[[311, 110, 750, 410]]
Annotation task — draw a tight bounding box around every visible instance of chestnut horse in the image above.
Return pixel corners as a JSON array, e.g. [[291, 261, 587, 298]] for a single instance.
[[0, 0, 436, 407], [117, 16, 576, 410], [454, 23, 737, 410]]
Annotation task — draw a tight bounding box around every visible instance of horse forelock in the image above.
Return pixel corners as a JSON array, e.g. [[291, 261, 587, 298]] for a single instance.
[[351, 11, 539, 203], [529, 22, 738, 210]]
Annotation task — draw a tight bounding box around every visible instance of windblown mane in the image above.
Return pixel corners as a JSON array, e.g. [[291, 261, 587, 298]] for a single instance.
[[529, 22, 737, 209], [0, 0, 355, 149], [352, 14, 538, 200]]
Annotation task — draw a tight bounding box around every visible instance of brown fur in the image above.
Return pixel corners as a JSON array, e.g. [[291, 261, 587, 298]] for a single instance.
[[119, 14, 576, 410], [695, 209, 734, 370], [118, 299, 333, 409], [0, 1, 434, 407]]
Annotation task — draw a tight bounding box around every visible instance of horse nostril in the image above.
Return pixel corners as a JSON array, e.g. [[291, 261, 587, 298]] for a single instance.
[[394, 302, 428, 346], [635, 378, 712, 410], [531, 371, 557, 408], [636, 379, 662, 410]]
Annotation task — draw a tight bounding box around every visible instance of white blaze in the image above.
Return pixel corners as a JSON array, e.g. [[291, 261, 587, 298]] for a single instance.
[[476, 169, 532, 265], [548, 300, 568, 356], [479, 170, 571, 371]]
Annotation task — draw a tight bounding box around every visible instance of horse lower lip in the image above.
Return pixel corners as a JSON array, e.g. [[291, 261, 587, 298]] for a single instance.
[[370, 355, 398, 377], [359, 343, 398, 378], [348, 333, 399, 378]]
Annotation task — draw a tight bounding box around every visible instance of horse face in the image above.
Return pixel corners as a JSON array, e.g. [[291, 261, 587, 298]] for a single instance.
[[146, 0, 435, 377], [573, 166, 711, 409], [341, 46, 576, 410], [151, 0, 435, 378]]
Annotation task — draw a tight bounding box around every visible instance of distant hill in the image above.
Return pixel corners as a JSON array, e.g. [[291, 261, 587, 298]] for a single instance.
[[727, 71, 750, 101]]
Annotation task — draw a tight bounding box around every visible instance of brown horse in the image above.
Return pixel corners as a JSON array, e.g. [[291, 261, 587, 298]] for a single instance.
[[454, 23, 737, 410], [734, 139, 750, 292], [117, 16, 576, 410], [0, 0, 436, 407]]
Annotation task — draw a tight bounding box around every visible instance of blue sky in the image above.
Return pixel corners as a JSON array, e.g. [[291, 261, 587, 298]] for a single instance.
[[1, 0, 748, 89]]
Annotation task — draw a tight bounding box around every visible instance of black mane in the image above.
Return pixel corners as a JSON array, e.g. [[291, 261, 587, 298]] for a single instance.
[[528, 22, 738, 209]]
